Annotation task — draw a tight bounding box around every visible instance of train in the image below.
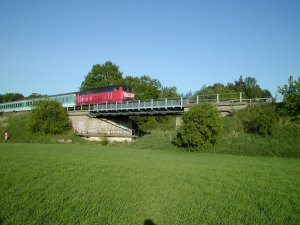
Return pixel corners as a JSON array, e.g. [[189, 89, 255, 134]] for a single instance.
[[0, 85, 135, 113]]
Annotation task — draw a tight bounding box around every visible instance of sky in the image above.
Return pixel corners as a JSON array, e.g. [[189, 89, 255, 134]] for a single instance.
[[0, 0, 299, 98]]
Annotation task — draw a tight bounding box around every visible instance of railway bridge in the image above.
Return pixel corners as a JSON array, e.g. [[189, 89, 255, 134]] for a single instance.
[[67, 93, 272, 141]]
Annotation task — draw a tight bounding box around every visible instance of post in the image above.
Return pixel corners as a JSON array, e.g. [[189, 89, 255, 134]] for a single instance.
[[216, 94, 219, 103], [165, 98, 168, 109], [197, 95, 199, 104], [175, 116, 182, 127], [240, 92, 242, 103], [180, 97, 183, 108]]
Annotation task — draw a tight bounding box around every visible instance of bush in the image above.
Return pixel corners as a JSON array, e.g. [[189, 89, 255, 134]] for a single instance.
[[174, 103, 221, 151], [29, 100, 71, 134], [242, 104, 276, 136], [278, 76, 300, 118], [100, 137, 109, 146]]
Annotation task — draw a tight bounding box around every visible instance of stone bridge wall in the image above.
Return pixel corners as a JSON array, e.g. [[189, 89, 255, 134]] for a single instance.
[[68, 112, 133, 141]]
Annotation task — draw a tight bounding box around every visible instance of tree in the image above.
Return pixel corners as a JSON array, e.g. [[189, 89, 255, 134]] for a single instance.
[[29, 100, 71, 134], [235, 75, 246, 92], [174, 103, 221, 150], [244, 77, 262, 99], [0, 93, 24, 103], [26, 93, 45, 99], [159, 86, 180, 98], [123, 75, 162, 99], [242, 105, 277, 136], [278, 75, 300, 117], [80, 61, 123, 90]]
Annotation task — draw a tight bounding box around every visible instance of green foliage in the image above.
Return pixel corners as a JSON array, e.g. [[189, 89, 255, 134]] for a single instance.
[[29, 100, 71, 134], [278, 75, 300, 117], [26, 93, 46, 99], [131, 115, 176, 132], [242, 104, 277, 136], [195, 76, 272, 99], [115, 129, 178, 150], [0, 112, 87, 144], [0, 93, 24, 103], [174, 103, 221, 150], [159, 86, 180, 98], [80, 61, 123, 91], [209, 113, 300, 157], [123, 75, 162, 99], [244, 77, 264, 99], [100, 137, 109, 146]]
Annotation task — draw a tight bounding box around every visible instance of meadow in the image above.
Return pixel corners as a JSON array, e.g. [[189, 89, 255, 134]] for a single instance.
[[1, 143, 299, 225]]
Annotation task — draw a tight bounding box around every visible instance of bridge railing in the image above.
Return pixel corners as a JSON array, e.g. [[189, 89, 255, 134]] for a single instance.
[[196, 92, 244, 104], [91, 97, 189, 112]]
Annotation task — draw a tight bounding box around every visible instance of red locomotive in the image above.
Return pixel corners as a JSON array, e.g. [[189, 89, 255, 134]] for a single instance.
[[76, 85, 135, 105]]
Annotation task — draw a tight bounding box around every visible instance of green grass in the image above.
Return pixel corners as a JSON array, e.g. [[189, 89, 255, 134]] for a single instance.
[[1, 143, 299, 224]]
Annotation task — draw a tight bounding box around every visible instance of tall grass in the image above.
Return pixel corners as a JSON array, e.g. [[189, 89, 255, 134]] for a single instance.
[[114, 129, 179, 150], [208, 111, 300, 157]]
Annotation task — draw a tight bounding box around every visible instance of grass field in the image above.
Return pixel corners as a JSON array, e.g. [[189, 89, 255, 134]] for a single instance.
[[0, 143, 299, 224]]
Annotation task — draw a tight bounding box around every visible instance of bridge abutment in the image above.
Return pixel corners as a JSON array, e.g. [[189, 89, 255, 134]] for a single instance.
[[68, 111, 135, 142]]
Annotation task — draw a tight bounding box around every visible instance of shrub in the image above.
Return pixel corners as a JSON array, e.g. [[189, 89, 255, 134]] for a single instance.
[[278, 76, 300, 118], [174, 103, 221, 151], [100, 137, 109, 146], [242, 104, 276, 136], [29, 100, 71, 134]]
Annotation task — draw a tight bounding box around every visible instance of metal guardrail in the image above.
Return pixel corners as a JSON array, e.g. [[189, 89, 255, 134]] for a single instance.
[[91, 97, 188, 112]]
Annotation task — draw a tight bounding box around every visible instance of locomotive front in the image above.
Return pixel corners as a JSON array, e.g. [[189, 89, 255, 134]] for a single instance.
[[122, 86, 135, 101]]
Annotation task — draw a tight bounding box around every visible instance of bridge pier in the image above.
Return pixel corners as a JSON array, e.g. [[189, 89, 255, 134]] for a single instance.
[[175, 116, 182, 128], [68, 111, 135, 142]]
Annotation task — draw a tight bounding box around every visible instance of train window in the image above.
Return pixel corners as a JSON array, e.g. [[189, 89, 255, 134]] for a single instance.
[[113, 87, 118, 91]]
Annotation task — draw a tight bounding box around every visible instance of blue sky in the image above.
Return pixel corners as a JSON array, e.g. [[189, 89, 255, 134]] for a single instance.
[[0, 0, 299, 98]]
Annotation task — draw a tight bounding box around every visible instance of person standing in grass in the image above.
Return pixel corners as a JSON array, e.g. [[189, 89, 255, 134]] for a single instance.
[[4, 131, 8, 142]]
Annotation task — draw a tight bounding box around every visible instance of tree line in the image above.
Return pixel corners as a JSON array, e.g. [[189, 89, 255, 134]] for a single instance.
[[1, 61, 298, 119], [0, 93, 45, 103]]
